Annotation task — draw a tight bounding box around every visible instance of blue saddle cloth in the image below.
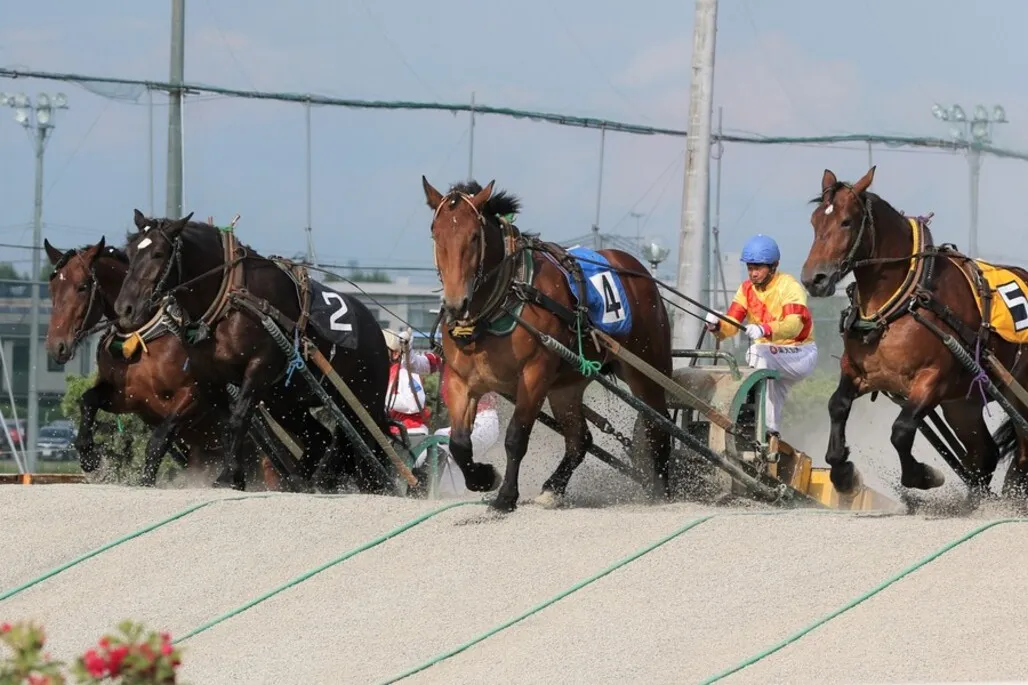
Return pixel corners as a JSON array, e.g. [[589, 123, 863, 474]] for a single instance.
[[560, 246, 633, 336]]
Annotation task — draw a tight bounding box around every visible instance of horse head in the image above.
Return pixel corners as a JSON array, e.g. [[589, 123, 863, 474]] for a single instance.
[[421, 176, 520, 323], [114, 208, 193, 330], [801, 165, 877, 297], [44, 236, 121, 364]]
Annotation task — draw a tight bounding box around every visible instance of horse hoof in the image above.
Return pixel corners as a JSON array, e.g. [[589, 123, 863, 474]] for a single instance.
[[902, 464, 945, 490], [466, 463, 501, 493], [489, 496, 518, 513], [213, 469, 246, 491], [534, 490, 563, 509], [830, 462, 861, 495]]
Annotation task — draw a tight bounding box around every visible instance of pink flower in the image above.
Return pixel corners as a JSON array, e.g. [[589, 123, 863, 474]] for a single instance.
[[107, 644, 129, 675], [0, 622, 10, 633]]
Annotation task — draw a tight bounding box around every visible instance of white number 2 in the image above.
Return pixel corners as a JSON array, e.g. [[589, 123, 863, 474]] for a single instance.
[[321, 292, 353, 332], [997, 281, 1028, 332]]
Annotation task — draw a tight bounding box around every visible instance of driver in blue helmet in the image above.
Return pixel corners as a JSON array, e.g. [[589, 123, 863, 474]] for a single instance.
[[704, 234, 819, 449]]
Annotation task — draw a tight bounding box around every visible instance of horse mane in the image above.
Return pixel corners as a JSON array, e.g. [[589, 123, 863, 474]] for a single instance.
[[124, 217, 236, 259], [50, 243, 129, 277], [444, 180, 543, 239], [447, 180, 522, 219]]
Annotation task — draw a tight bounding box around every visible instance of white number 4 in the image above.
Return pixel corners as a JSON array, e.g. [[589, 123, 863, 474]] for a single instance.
[[997, 281, 1028, 332], [588, 271, 626, 324], [321, 292, 353, 332]]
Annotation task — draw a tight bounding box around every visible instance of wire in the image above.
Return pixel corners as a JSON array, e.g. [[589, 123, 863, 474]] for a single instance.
[[4, 67, 1028, 161]]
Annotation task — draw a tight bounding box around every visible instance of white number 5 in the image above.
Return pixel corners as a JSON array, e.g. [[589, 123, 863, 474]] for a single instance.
[[321, 292, 353, 332], [997, 281, 1028, 332]]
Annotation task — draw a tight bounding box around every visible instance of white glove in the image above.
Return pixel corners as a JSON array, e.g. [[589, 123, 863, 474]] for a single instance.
[[399, 329, 412, 347], [704, 311, 720, 331], [745, 323, 766, 340]]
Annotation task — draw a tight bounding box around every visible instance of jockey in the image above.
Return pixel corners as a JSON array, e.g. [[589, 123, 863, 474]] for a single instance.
[[382, 328, 442, 437], [704, 234, 818, 449]]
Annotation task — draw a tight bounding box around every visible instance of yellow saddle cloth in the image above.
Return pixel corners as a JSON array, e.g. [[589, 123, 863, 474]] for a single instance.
[[954, 259, 1028, 344]]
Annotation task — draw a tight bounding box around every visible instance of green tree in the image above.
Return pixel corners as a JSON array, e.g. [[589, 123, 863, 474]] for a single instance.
[[0, 262, 25, 281]]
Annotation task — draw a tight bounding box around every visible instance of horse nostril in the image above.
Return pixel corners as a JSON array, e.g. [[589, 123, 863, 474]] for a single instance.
[[812, 273, 828, 287], [56, 342, 67, 358]]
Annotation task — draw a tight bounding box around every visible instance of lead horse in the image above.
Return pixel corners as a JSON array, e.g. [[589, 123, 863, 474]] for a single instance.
[[421, 177, 673, 512], [44, 237, 266, 486], [801, 165, 1028, 501], [112, 210, 394, 492]]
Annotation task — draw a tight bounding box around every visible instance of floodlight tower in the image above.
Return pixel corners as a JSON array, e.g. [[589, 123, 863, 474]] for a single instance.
[[931, 103, 1008, 259], [0, 91, 68, 474]]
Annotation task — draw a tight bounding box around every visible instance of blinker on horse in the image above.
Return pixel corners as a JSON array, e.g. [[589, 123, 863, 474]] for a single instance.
[[423, 176, 674, 512], [800, 165, 1028, 501]]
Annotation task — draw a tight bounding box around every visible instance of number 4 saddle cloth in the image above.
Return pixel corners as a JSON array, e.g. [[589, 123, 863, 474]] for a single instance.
[[547, 245, 634, 337], [952, 257, 1028, 345]]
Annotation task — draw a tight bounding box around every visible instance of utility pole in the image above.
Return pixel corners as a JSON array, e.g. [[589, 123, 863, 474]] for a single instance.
[[593, 126, 607, 250], [0, 91, 68, 474], [166, 0, 185, 219], [673, 0, 718, 353], [468, 91, 476, 181], [304, 98, 318, 266]]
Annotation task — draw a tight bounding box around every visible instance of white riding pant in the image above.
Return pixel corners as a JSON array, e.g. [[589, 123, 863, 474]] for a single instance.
[[745, 342, 819, 434], [414, 409, 501, 497]]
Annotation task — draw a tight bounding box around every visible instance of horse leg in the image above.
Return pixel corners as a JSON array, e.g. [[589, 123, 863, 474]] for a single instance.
[[940, 398, 998, 500], [535, 381, 591, 509], [213, 363, 265, 491], [75, 382, 113, 472], [493, 360, 555, 513], [893, 375, 946, 490], [140, 392, 197, 487], [444, 372, 501, 494], [826, 369, 863, 494], [612, 362, 673, 501], [1001, 434, 1028, 503]]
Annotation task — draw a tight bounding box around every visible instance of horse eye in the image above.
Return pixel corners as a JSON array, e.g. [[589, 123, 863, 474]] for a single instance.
[[77, 283, 89, 293], [840, 218, 852, 229], [153, 252, 164, 259]]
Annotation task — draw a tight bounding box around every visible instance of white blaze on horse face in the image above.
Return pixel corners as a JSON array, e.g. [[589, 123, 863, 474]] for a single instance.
[[825, 204, 834, 215], [58, 272, 65, 281], [137, 237, 153, 250]]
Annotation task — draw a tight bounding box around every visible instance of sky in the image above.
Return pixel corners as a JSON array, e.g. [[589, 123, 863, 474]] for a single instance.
[[2, 0, 1028, 289]]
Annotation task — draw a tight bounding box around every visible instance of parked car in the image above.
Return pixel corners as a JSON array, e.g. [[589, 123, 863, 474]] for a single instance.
[[37, 425, 77, 461]]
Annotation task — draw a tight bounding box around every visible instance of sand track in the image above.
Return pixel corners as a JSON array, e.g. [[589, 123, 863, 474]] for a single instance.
[[1, 482, 1024, 685]]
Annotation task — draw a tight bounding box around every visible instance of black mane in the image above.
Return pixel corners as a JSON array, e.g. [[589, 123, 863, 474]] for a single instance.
[[124, 216, 230, 257], [447, 180, 522, 219]]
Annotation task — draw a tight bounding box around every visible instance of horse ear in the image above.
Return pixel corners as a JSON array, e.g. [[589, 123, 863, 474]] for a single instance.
[[422, 176, 443, 210], [821, 169, 837, 194], [167, 212, 193, 237], [133, 208, 149, 231], [852, 165, 876, 195], [91, 235, 106, 259], [43, 238, 63, 266], [470, 180, 495, 211]]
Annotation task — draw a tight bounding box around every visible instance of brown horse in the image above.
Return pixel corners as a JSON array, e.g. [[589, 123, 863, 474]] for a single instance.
[[421, 177, 673, 512], [111, 211, 395, 494], [44, 237, 264, 486], [800, 165, 1028, 500]]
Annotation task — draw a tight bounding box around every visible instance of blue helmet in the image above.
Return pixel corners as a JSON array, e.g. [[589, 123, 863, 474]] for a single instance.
[[740, 234, 780, 265]]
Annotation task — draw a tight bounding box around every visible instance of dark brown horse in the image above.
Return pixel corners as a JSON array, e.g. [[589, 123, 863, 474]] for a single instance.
[[44, 237, 263, 486], [800, 165, 1028, 500], [111, 211, 394, 493], [421, 177, 673, 512]]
